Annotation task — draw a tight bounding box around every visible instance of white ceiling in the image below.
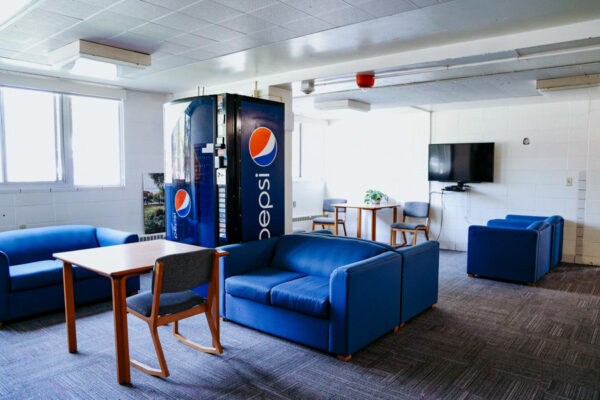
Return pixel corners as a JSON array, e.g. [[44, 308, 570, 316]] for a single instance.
[[0, 0, 599, 95]]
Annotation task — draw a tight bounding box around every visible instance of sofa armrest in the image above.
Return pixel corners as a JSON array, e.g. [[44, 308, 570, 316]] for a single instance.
[[468, 225, 539, 282], [96, 227, 139, 247], [329, 251, 401, 357], [0, 251, 9, 321], [396, 241, 439, 323], [217, 237, 279, 317]]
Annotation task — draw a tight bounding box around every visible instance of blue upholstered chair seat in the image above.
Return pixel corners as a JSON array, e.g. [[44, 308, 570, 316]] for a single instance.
[[313, 217, 343, 224], [271, 275, 330, 318], [225, 267, 305, 304], [127, 290, 205, 317], [391, 222, 426, 230], [9, 259, 101, 291]]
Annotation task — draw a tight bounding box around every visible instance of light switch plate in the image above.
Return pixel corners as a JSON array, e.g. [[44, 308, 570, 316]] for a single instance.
[[566, 177, 573, 186]]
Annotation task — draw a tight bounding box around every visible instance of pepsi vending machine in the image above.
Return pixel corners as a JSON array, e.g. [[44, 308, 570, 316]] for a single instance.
[[164, 94, 285, 249]]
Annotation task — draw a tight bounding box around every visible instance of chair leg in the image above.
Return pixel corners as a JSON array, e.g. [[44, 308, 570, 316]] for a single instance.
[[322, 224, 325, 229], [390, 229, 395, 246], [342, 222, 347, 236], [424, 229, 429, 240], [337, 354, 352, 362], [312, 222, 315, 231], [130, 323, 170, 378], [173, 319, 223, 355], [401, 232, 407, 246], [412, 230, 418, 246]]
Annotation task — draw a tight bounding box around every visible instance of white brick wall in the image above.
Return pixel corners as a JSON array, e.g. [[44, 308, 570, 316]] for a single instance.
[[431, 96, 600, 265]]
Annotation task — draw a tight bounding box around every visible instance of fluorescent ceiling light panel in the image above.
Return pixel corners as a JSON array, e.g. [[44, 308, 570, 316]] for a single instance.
[[314, 99, 371, 112], [0, 0, 36, 27], [49, 40, 151, 69], [537, 74, 600, 92]]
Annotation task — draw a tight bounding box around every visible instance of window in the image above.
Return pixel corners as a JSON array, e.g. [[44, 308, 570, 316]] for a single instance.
[[71, 96, 122, 186], [0, 86, 123, 188]]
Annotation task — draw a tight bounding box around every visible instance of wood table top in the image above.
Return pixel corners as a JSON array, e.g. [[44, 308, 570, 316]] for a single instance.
[[54, 240, 219, 278], [331, 203, 401, 210]]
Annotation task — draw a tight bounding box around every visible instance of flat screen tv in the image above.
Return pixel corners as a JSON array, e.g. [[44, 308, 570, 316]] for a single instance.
[[428, 142, 494, 190]]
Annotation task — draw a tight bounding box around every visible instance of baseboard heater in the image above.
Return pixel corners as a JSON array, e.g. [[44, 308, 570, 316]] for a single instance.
[[292, 215, 321, 222], [139, 233, 166, 242]]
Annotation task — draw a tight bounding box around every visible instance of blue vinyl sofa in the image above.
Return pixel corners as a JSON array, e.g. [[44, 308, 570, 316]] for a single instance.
[[219, 233, 439, 360], [0, 225, 140, 324], [467, 220, 552, 284], [502, 215, 564, 268]]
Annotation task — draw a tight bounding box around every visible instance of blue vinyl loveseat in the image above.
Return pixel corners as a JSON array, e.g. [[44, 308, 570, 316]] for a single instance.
[[467, 220, 552, 284], [219, 233, 439, 360], [0, 225, 140, 324]]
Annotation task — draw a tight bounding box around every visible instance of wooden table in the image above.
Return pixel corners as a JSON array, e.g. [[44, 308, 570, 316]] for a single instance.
[[332, 203, 400, 241], [54, 239, 226, 385]]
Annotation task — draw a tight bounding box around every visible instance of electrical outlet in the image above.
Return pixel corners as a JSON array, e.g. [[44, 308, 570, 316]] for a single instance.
[[293, 201, 296, 208], [566, 177, 573, 186]]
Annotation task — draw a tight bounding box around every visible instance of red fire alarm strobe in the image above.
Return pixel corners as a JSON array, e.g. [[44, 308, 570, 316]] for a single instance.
[[356, 73, 375, 88]]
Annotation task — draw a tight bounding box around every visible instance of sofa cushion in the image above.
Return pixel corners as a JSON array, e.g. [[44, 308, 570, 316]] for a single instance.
[[9, 259, 101, 291], [271, 234, 385, 277], [270, 275, 330, 318], [0, 225, 98, 265], [10, 260, 64, 292], [225, 268, 305, 304]]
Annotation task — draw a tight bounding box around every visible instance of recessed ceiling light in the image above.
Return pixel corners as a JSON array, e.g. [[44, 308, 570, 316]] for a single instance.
[[0, 0, 36, 27]]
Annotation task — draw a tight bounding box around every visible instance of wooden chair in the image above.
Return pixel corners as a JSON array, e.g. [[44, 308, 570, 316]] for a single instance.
[[126, 249, 225, 378], [390, 202, 430, 248], [312, 198, 347, 235]]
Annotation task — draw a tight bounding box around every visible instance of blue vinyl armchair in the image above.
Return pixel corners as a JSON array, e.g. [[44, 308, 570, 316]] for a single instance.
[[504, 215, 564, 267], [467, 221, 552, 284], [219, 233, 439, 360]]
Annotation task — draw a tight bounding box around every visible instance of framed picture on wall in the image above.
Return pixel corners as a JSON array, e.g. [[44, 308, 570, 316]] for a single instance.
[[143, 173, 165, 234]]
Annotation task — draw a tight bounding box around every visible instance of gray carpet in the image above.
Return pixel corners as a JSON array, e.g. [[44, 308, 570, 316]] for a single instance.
[[1, 251, 599, 400]]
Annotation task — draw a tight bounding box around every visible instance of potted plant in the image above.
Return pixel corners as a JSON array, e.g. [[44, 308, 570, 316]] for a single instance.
[[364, 189, 388, 205]]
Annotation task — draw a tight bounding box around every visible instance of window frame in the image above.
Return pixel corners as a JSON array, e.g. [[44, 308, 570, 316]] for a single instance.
[[0, 85, 125, 192]]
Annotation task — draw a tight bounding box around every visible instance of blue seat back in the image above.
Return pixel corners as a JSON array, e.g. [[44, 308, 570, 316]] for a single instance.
[[504, 214, 563, 267], [0, 225, 99, 265], [403, 202, 429, 218], [323, 198, 346, 214], [271, 234, 386, 277]]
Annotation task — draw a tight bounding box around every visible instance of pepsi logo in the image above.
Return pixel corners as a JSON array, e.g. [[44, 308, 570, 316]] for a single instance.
[[249, 127, 277, 167], [174, 189, 191, 218]]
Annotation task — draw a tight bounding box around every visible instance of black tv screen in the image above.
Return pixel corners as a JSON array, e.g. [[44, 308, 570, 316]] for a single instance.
[[428, 142, 494, 183]]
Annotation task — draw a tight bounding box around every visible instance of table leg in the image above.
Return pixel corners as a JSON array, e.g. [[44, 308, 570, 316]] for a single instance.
[[357, 209, 362, 238], [334, 207, 339, 235], [393, 206, 398, 223], [111, 276, 131, 384], [371, 209, 377, 241], [62, 262, 77, 353]]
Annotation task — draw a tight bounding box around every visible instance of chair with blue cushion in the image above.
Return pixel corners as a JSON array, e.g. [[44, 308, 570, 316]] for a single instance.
[[390, 202, 430, 248], [467, 221, 552, 285], [312, 198, 347, 236], [126, 249, 225, 378]]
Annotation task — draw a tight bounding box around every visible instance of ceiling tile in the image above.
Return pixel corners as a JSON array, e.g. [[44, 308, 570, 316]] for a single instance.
[[220, 14, 274, 34], [192, 24, 244, 41], [0, 39, 24, 52], [77, 0, 121, 6], [213, 0, 278, 13], [152, 54, 197, 68], [141, 0, 201, 11], [247, 26, 297, 45], [282, 0, 350, 17], [169, 33, 215, 47], [37, 0, 102, 19], [156, 41, 193, 54], [317, 7, 374, 26], [179, 47, 219, 60], [0, 48, 18, 58], [110, 0, 172, 20], [410, 0, 455, 7], [182, 1, 243, 23], [86, 11, 147, 31], [52, 21, 124, 43], [130, 22, 182, 40], [353, 0, 416, 17], [0, 26, 46, 47], [9, 8, 82, 36], [250, 3, 310, 24], [284, 16, 334, 35], [153, 12, 210, 31], [25, 38, 71, 55]]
